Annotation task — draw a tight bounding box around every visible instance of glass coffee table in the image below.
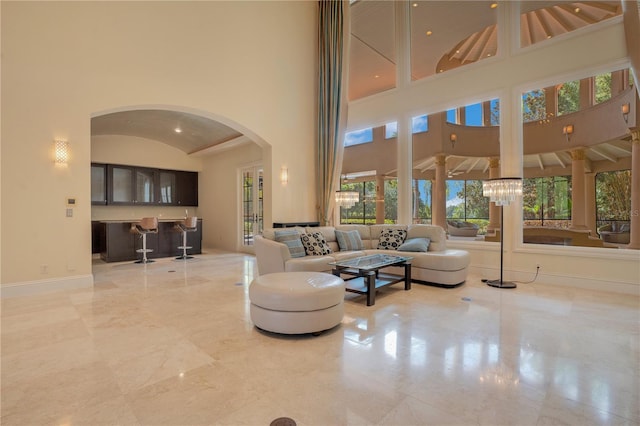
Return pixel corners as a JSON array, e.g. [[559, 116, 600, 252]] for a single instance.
[[329, 253, 412, 306]]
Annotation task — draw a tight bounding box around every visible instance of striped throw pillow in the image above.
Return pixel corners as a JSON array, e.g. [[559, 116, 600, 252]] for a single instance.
[[335, 230, 364, 251], [274, 229, 306, 258]]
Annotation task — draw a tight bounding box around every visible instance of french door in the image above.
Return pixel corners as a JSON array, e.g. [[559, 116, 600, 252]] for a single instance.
[[240, 165, 263, 253]]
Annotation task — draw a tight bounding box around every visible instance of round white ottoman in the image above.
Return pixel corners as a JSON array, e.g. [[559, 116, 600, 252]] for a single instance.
[[249, 272, 345, 335]]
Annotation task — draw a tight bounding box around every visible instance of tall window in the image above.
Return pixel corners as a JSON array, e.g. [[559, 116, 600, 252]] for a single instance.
[[596, 170, 631, 227], [522, 176, 571, 227], [339, 179, 398, 224], [412, 179, 431, 224], [446, 180, 489, 233], [557, 80, 579, 116], [522, 89, 547, 123], [349, 1, 396, 100], [595, 72, 612, 104], [345, 128, 373, 146], [465, 103, 483, 126], [412, 114, 428, 133], [410, 1, 498, 80], [519, 2, 622, 48]]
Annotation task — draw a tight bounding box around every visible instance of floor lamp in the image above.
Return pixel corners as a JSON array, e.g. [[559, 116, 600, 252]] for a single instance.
[[482, 177, 523, 289]]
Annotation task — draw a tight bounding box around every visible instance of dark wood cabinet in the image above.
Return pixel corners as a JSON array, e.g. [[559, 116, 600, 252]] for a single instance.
[[99, 220, 203, 262], [91, 164, 107, 205], [176, 171, 198, 206], [95, 163, 198, 206]]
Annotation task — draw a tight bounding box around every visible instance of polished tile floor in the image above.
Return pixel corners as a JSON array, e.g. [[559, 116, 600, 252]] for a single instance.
[[1, 252, 638, 425]]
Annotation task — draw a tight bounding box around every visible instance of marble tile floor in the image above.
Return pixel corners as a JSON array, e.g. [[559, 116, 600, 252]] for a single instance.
[[1, 252, 639, 426]]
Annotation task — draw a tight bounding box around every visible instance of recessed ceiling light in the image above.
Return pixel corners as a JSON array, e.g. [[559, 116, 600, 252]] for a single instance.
[[547, 35, 552, 39], [426, 30, 433, 36], [487, 53, 491, 57], [438, 69, 444, 73], [174, 127, 182, 133], [456, 50, 460, 54], [374, 75, 380, 79], [490, 3, 498, 9], [574, 7, 580, 13], [412, 3, 418, 7]]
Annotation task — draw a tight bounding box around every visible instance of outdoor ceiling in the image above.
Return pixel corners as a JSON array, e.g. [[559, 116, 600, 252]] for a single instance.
[[350, 1, 622, 99], [91, 110, 244, 155]]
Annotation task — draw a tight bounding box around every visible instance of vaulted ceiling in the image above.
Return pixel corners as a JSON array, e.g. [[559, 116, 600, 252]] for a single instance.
[[91, 1, 625, 157]]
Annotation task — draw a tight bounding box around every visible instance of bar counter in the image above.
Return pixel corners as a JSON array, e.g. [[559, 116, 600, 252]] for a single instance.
[[93, 219, 203, 262]]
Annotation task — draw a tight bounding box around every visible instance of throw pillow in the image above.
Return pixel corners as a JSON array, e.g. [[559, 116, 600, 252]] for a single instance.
[[274, 229, 306, 258], [377, 228, 407, 250], [335, 230, 364, 251], [300, 232, 333, 256], [398, 237, 430, 252]]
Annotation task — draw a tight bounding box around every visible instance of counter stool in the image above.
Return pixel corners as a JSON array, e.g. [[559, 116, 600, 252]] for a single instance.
[[131, 217, 158, 264], [174, 216, 198, 260]]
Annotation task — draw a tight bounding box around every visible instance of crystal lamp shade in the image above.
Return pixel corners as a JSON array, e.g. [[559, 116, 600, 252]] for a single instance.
[[482, 178, 523, 206], [335, 191, 359, 208]]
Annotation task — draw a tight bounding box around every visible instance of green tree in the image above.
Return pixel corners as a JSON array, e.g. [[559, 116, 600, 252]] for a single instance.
[[464, 180, 489, 218], [596, 170, 631, 221], [522, 89, 546, 123], [558, 80, 579, 116], [595, 72, 612, 104], [384, 179, 398, 223]]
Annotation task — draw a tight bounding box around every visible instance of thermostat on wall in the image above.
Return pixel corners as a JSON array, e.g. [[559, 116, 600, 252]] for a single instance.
[[67, 198, 76, 206]]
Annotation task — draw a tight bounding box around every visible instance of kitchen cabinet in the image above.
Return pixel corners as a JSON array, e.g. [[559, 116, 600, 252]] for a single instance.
[[96, 163, 198, 206], [91, 163, 107, 205]]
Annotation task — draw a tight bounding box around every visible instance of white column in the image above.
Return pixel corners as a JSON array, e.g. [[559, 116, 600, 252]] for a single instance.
[[487, 157, 501, 232], [628, 130, 640, 249], [433, 154, 447, 230], [375, 174, 385, 225], [570, 148, 588, 230], [394, 1, 412, 225]]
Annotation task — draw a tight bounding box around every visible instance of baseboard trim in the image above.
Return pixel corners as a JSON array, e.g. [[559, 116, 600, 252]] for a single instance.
[[1, 274, 94, 298], [470, 265, 640, 296]]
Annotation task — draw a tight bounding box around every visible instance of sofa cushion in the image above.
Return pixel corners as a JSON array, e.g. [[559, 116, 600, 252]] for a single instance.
[[407, 224, 446, 252], [377, 228, 407, 250], [398, 237, 430, 252], [335, 229, 364, 251], [301, 232, 333, 256], [274, 229, 305, 258], [335, 225, 373, 249]]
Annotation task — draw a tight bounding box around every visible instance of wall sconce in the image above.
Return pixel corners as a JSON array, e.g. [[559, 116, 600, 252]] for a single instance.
[[621, 103, 630, 123], [562, 124, 574, 143], [54, 139, 69, 164], [450, 133, 457, 148], [280, 166, 288, 185]]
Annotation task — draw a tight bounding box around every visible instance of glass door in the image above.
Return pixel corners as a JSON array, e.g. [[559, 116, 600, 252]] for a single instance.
[[240, 165, 263, 253]]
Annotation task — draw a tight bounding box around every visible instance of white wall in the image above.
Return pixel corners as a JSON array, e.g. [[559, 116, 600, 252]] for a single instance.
[[1, 1, 317, 287], [200, 142, 264, 252]]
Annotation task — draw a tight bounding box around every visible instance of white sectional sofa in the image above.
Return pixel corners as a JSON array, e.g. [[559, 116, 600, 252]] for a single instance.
[[254, 224, 470, 287]]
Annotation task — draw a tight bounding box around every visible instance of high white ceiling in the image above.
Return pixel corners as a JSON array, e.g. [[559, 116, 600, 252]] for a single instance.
[[90, 1, 624, 156]]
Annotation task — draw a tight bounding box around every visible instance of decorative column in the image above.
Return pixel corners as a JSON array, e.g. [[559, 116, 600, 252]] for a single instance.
[[487, 157, 501, 232], [433, 154, 447, 230], [570, 148, 588, 230], [628, 130, 640, 249], [585, 172, 597, 235], [375, 174, 385, 224]]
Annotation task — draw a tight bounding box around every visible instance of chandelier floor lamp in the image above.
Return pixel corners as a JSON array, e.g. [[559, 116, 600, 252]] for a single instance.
[[482, 177, 523, 289]]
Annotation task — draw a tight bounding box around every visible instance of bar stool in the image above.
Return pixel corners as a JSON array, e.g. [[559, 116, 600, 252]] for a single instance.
[[131, 217, 158, 264], [174, 216, 198, 260]]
